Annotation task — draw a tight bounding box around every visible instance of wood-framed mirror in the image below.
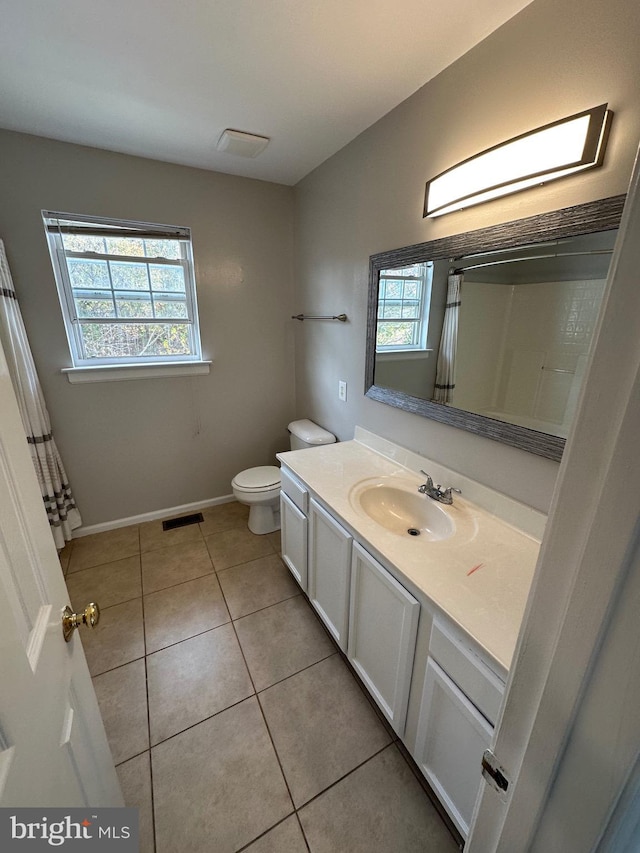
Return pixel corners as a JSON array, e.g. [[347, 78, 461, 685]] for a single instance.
[[365, 195, 625, 461]]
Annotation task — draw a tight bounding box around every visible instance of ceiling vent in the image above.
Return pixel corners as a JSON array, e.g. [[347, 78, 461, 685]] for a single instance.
[[216, 129, 270, 158]]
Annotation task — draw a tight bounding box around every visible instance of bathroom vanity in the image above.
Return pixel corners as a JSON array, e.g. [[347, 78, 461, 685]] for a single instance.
[[277, 428, 543, 839]]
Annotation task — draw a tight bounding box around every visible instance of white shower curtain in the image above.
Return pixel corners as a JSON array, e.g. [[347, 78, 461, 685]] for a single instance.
[[0, 240, 81, 548], [433, 273, 462, 405]]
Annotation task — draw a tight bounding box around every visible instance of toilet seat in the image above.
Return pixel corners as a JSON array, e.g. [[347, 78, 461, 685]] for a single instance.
[[232, 465, 281, 492]]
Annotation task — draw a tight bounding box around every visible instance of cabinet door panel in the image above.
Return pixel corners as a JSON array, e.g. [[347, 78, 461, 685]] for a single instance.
[[308, 499, 352, 650], [415, 657, 493, 839], [348, 542, 419, 736], [280, 492, 308, 590]]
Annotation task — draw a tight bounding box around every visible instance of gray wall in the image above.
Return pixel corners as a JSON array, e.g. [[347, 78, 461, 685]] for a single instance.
[[293, 0, 640, 512], [0, 131, 296, 526]]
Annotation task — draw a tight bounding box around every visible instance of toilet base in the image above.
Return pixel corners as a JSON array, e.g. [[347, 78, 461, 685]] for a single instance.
[[248, 503, 281, 535]]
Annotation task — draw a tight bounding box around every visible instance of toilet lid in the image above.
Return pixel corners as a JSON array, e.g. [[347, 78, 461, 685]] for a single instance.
[[233, 466, 281, 491]]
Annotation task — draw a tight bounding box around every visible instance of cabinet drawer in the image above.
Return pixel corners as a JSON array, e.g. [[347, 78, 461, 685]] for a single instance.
[[280, 466, 308, 513], [429, 619, 504, 726]]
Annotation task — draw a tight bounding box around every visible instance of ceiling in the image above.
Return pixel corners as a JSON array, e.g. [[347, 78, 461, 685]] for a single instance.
[[0, 0, 533, 186]]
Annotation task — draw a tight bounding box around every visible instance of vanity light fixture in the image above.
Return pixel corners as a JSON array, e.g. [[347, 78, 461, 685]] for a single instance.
[[424, 104, 613, 217]]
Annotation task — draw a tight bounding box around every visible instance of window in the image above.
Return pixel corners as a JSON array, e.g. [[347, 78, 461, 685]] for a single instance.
[[43, 211, 203, 368], [376, 262, 433, 351]]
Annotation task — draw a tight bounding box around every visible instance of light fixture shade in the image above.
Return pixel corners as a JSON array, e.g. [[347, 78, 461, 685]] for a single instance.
[[424, 104, 612, 217]]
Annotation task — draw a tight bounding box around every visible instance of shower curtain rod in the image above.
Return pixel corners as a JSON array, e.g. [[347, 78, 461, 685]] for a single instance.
[[452, 249, 613, 273]]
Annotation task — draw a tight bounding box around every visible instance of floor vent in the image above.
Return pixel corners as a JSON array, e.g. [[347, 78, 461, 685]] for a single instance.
[[162, 512, 204, 531]]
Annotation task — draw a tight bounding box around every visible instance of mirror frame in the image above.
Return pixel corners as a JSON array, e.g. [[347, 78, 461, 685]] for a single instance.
[[365, 195, 626, 461]]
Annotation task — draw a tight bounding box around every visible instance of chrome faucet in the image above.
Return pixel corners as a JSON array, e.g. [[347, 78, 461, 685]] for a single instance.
[[418, 470, 462, 505]]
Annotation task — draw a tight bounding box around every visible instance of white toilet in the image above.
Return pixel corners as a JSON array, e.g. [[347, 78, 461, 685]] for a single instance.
[[232, 419, 336, 534]]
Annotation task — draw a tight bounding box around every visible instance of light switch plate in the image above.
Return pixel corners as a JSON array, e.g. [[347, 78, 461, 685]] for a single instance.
[[338, 380, 347, 402]]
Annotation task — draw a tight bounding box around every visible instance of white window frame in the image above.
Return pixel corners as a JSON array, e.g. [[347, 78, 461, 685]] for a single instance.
[[376, 262, 434, 352], [43, 211, 206, 374]]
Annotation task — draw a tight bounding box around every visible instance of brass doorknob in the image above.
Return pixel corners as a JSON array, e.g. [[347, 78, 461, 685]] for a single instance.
[[62, 602, 100, 642]]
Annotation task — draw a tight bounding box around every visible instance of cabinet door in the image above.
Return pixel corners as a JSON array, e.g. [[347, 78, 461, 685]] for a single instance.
[[280, 492, 308, 591], [348, 542, 419, 736], [415, 657, 493, 839], [308, 498, 352, 651]]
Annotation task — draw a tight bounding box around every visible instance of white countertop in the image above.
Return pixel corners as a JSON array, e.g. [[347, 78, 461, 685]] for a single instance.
[[277, 438, 541, 678]]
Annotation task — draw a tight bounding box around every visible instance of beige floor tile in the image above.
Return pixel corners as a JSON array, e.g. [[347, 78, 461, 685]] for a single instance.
[[259, 654, 392, 807], [81, 598, 145, 676], [217, 554, 299, 619], [242, 816, 307, 853], [267, 530, 281, 554], [199, 501, 249, 537], [117, 751, 155, 853], [236, 596, 335, 691], [58, 541, 73, 574], [152, 697, 293, 853], [143, 572, 230, 653], [141, 540, 214, 595], [147, 623, 253, 745], [139, 517, 203, 553], [299, 745, 458, 853], [65, 556, 141, 612], [205, 526, 274, 571], [68, 526, 140, 573], [93, 659, 149, 765]]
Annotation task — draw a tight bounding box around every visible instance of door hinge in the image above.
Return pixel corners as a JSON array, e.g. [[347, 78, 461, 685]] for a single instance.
[[482, 749, 510, 793]]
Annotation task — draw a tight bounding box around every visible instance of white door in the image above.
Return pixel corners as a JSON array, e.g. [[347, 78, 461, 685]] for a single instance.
[[467, 152, 640, 849], [0, 339, 122, 806]]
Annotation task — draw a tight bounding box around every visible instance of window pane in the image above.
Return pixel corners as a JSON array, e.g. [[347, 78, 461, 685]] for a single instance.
[[110, 261, 149, 291], [79, 323, 191, 358], [149, 264, 186, 292], [68, 258, 110, 290], [154, 300, 188, 319], [380, 303, 402, 319], [403, 282, 419, 299], [104, 236, 145, 257], [385, 281, 403, 299], [144, 239, 181, 260], [401, 302, 420, 319], [376, 321, 416, 347], [115, 292, 153, 319], [63, 234, 106, 253], [76, 297, 115, 319]]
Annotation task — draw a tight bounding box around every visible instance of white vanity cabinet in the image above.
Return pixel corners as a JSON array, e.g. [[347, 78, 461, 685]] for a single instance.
[[308, 498, 353, 651], [280, 468, 309, 591], [414, 619, 505, 839], [348, 542, 420, 736]]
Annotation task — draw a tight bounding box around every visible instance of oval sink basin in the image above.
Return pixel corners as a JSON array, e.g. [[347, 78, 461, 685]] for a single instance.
[[352, 483, 455, 540]]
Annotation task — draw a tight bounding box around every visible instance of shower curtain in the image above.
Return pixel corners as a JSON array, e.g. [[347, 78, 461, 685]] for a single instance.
[[0, 240, 81, 548], [433, 273, 462, 405]]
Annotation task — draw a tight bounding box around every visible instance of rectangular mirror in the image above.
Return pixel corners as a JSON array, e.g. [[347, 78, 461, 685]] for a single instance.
[[365, 196, 625, 461]]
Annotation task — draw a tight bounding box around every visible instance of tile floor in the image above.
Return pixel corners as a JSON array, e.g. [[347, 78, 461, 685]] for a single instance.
[[60, 502, 459, 853]]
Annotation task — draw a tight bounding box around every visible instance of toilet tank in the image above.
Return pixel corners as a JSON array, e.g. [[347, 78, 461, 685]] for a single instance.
[[288, 419, 336, 451]]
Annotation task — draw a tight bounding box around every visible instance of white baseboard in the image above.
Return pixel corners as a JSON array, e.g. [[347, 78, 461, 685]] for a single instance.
[[73, 494, 236, 538]]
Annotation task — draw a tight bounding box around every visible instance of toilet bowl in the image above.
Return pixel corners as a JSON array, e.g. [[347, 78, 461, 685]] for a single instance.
[[232, 419, 336, 535], [231, 466, 281, 535]]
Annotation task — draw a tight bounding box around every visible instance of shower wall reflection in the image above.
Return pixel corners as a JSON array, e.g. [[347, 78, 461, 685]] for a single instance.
[[373, 230, 616, 440]]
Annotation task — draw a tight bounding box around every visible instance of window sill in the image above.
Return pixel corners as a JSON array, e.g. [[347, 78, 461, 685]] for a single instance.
[[375, 349, 433, 362], [61, 361, 212, 384]]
